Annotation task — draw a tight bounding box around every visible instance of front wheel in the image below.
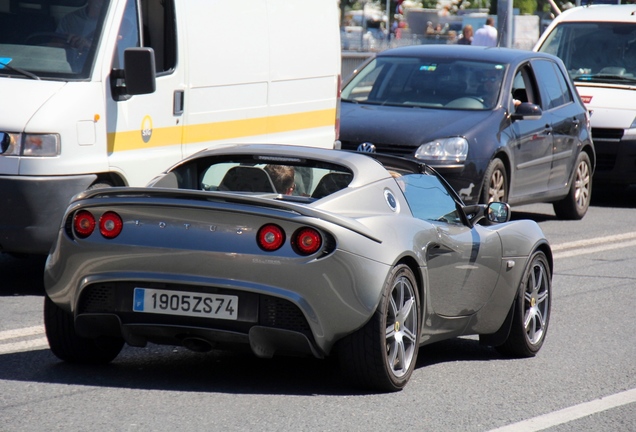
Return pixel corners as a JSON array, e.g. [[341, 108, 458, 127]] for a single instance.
[[553, 152, 592, 220], [44, 296, 124, 364], [495, 251, 551, 357], [338, 264, 420, 392], [481, 158, 508, 204]]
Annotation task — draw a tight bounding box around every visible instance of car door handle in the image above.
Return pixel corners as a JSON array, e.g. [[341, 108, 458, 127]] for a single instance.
[[571, 118, 580, 128], [544, 125, 553, 134]]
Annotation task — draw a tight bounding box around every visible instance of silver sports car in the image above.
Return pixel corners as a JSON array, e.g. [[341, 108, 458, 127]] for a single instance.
[[44, 144, 552, 392]]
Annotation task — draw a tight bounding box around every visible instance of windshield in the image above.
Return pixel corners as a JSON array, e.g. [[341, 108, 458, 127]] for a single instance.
[[341, 56, 506, 110], [0, 0, 112, 79], [538, 22, 636, 84]]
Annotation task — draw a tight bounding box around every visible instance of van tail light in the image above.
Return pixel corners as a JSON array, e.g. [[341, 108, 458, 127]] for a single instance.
[[292, 227, 322, 256], [99, 211, 123, 239], [73, 210, 96, 238], [257, 224, 285, 251]]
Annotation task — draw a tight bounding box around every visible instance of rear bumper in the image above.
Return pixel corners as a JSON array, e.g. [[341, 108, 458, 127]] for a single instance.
[[592, 130, 636, 186]]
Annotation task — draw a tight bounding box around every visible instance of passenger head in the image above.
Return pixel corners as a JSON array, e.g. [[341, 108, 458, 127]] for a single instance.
[[264, 165, 295, 195]]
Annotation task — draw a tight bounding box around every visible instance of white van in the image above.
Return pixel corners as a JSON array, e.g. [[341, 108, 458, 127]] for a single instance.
[[0, 0, 341, 255], [534, 5, 636, 191]]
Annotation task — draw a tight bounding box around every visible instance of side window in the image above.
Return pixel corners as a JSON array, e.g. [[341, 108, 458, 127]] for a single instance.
[[113, 0, 140, 68], [400, 174, 462, 224], [139, 0, 177, 74], [512, 64, 541, 107], [532, 59, 573, 110]]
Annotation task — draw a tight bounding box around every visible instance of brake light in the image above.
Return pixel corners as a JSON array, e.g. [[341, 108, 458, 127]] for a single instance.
[[73, 210, 96, 238], [292, 227, 322, 255], [99, 211, 123, 239], [257, 224, 285, 251]]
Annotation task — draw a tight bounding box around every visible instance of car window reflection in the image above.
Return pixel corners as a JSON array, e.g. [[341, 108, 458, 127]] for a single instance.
[[399, 174, 462, 224]]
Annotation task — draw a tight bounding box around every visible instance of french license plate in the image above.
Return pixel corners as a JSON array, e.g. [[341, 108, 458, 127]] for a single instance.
[[133, 288, 238, 320]]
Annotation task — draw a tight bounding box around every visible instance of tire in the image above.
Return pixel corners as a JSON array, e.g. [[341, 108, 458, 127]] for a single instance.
[[553, 152, 592, 220], [495, 251, 551, 358], [481, 158, 508, 204], [88, 181, 113, 190], [338, 264, 420, 392], [44, 296, 124, 364]]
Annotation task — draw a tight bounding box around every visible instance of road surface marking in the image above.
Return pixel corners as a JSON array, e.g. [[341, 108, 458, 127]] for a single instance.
[[487, 388, 636, 432], [552, 231, 636, 259], [0, 326, 48, 354]]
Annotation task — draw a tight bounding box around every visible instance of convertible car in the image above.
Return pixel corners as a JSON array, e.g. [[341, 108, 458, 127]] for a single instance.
[[44, 144, 552, 392]]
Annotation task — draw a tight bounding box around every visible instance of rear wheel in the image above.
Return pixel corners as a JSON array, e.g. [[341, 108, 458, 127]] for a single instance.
[[44, 296, 124, 364], [338, 264, 420, 392], [495, 251, 551, 357], [481, 158, 508, 204], [553, 152, 592, 220]]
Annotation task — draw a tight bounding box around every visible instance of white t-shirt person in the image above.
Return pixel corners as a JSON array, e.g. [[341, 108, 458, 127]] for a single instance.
[[472, 18, 498, 47]]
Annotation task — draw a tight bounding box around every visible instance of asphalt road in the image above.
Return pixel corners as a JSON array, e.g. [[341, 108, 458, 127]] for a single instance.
[[1, 188, 635, 431]]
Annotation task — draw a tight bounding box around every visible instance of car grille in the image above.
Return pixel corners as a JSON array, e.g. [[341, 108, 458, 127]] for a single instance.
[[340, 140, 415, 157], [78, 285, 115, 313]]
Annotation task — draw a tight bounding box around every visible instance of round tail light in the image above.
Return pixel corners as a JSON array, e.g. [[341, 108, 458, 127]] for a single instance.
[[99, 211, 123, 239], [73, 210, 96, 238], [257, 224, 285, 251], [293, 227, 322, 255]]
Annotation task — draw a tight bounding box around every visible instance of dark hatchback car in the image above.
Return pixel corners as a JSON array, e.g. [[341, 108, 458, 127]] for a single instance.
[[340, 45, 596, 219]]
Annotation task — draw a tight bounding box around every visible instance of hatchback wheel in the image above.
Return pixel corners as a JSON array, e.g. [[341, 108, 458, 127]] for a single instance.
[[481, 158, 508, 203], [553, 152, 592, 220], [338, 264, 420, 392], [495, 251, 551, 357], [44, 296, 124, 364]]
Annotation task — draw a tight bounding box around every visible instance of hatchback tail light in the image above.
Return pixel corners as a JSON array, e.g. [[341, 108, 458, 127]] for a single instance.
[[99, 211, 123, 239], [292, 227, 322, 256], [73, 210, 96, 238], [257, 224, 286, 251]]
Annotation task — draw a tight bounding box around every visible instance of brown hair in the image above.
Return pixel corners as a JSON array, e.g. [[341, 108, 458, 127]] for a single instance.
[[264, 165, 295, 194]]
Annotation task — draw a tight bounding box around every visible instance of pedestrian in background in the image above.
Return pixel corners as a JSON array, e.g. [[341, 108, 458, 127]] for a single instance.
[[457, 24, 473, 45], [472, 17, 497, 47]]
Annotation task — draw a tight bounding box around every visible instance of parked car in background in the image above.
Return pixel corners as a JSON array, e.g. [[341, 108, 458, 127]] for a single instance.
[[43, 144, 552, 392], [339, 45, 595, 219], [534, 4, 636, 191]]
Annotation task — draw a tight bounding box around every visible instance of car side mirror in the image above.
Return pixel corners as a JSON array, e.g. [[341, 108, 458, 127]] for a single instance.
[[111, 48, 157, 101], [511, 102, 542, 121], [487, 201, 511, 223]]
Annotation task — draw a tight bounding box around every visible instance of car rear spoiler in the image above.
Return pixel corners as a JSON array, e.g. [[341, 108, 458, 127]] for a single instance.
[[70, 187, 383, 244]]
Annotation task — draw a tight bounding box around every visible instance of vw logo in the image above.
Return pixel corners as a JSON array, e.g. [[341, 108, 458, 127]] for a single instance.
[[357, 142, 376, 153]]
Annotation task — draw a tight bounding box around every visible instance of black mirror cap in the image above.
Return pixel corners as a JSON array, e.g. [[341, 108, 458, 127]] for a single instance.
[[124, 48, 157, 95], [511, 102, 542, 121]]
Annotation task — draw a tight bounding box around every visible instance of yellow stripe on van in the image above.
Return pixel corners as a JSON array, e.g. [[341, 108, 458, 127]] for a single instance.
[[108, 109, 335, 153]]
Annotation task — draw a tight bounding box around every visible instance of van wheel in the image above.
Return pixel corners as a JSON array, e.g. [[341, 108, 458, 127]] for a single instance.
[[44, 296, 124, 364], [481, 158, 508, 203], [553, 152, 592, 220], [88, 181, 113, 190], [338, 264, 420, 392]]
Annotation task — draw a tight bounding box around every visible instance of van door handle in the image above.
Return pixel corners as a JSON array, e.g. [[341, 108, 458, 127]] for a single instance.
[[173, 90, 184, 115]]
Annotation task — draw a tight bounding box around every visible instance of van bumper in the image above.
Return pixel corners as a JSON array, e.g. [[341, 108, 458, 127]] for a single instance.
[[592, 129, 636, 186], [0, 174, 96, 255]]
